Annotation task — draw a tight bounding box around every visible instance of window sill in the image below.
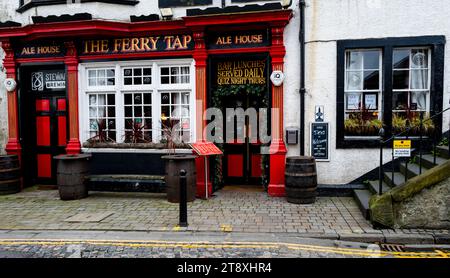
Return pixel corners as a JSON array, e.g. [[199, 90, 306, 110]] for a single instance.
[[17, 0, 139, 13]]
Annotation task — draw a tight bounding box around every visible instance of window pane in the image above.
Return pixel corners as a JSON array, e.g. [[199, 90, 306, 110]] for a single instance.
[[133, 68, 142, 76], [107, 94, 115, 105], [124, 69, 132, 76], [346, 52, 363, 70], [411, 91, 427, 110], [363, 70, 379, 90], [143, 93, 151, 105], [98, 95, 106, 105], [134, 94, 142, 105], [393, 70, 409, 89], [124, 78, 132, 85], [125, 106, 132, 117], [107, 78, 115, 86], [108, 107, 115, 118], [89, 108, 97, 117], [411, 49, 428, 68], [134, 77, 142, 85], [346, 71, 363, 91], [363, 51, 380, 70], [107, 69, 115, 78], [98, 70, 106, 78], [161, 76, 170, 84], [143, 77, 151, 84], [89, 95, 97, 105], [88, 79, 97, 87], [161, 67, 169, 75], [393, 49, 410, 69], [161, 93, 170, 104], [346, 93, 361, 110], [411, 69, 428, 90], [143, 68, 152, 76], [124, 94, 132, 105], [393, 91, 408, 110], [144, 106, 152, 117]]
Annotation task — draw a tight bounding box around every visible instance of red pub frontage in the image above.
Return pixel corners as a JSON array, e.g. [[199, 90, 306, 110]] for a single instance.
[[0, 7, 293, 198]]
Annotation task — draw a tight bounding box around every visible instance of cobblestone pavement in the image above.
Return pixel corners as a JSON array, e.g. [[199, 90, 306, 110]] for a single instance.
[[0, 188, 448, 241], [0, 231, 448, 258]]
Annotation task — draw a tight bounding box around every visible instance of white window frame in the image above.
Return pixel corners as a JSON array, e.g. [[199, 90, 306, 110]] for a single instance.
[[344, 49, 383, 119], [78, 59, 196, 146], [392, 47, 432, 113]]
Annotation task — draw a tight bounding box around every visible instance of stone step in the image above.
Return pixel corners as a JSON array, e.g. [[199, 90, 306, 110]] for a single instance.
[[436, 145, 450, 159], [383, 171, 407, 187], [399, 162, 424, 179], [353, 189, 372, 220], [368, 180, 391, 195], [416, 154, 447, 169]]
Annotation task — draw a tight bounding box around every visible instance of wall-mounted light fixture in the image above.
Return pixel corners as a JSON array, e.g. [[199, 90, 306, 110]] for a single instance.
[[160, 8, 173, 20], [4, 78, 17, 92]]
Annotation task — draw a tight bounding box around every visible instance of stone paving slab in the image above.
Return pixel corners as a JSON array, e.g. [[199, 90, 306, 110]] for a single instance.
[[0, 188, 448, 244]]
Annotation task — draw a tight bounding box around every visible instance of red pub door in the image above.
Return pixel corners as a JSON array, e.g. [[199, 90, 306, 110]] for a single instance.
[[20, 66, 68, 185]]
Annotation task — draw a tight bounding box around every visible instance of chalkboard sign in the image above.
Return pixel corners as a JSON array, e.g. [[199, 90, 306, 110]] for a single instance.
[[311, 123, 329, 161]]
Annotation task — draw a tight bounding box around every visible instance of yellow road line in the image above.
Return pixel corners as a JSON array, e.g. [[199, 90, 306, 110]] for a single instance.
[[0, 239, 448, 258]]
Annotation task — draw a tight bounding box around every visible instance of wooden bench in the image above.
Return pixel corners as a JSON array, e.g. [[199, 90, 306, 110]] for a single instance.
[[86, 174, 165, 193]]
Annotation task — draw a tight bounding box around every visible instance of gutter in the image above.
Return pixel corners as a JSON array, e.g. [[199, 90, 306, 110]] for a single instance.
[[299, 0, 306, 155]]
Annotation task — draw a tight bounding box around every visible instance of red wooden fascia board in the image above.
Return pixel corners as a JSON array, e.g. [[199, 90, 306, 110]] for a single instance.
[[183, 9, 293, 28], [0, 19, 189, 40]]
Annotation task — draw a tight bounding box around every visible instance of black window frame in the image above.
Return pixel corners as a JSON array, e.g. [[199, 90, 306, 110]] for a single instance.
[[336, 36, 446, 149], [18, 0, 139, 13], [158, 0, 212, 8]]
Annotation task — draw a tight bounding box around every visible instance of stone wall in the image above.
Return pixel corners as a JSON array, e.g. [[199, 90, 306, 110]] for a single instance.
[[370, 160, 450, 229], [394, 178, 450, 229]]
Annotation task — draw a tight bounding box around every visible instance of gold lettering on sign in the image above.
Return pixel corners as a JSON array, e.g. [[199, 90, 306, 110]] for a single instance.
[[21, 45, 61, 56], [217, 60, 266, 86], [214, 34, 264, 46], [83, 35, 191, 54]]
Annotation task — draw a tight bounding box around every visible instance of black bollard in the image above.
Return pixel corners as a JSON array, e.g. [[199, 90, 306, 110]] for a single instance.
[[179, 169, 188, 227]]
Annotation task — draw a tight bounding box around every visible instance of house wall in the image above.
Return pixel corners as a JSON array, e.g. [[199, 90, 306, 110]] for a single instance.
[[293, 0, 450, 184]]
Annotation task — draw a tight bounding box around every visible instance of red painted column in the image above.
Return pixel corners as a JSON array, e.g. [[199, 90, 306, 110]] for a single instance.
[[268, 26, 288, 197], [192, 29, 212, 198], [2, 40, 22, 157], [64, 41, 81, 155]]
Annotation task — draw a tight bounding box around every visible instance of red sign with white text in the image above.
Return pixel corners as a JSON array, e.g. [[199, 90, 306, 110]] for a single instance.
[[190, 142, 223, 156]]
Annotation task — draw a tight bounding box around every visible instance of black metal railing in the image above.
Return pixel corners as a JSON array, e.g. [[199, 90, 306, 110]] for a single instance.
[[378, 108, 450, 195]]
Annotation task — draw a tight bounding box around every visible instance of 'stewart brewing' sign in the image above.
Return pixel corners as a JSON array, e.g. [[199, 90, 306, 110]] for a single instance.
[[31, 70, 66, 92]]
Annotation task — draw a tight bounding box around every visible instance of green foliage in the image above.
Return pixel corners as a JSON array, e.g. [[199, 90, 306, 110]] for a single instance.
[[212, 84, 267, 108]]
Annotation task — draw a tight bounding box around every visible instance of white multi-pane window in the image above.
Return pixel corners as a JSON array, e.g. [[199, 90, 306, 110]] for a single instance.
[[392, 48, 431, 112], [160, 66, 190, 84], [123, 67, 152, 86], [345, 50, 382, 113], [124, 92, 152, 143], [88, 68, 115, 87], [160, 91, 191, 143], [344, 50, 383, 136], [80, 60, 195, 146], [88, 93, 117, 142]]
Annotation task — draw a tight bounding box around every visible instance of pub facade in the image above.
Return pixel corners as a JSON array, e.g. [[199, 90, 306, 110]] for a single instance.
[[0, 0, 449, 196]]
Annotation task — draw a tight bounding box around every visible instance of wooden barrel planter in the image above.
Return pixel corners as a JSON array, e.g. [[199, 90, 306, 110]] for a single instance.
[[285, 156, 318, 204], [54, 154, 91, 201], [161, 154, 197, 203], [0, 155, 21, 195]]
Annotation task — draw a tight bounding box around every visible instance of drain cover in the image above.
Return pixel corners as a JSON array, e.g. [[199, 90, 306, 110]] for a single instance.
[[379, 243, 405, 252], [64, 212, 114, 223]]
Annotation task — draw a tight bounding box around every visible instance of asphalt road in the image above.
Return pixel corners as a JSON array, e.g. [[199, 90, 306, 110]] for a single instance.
[[0, 230, 448, 258]]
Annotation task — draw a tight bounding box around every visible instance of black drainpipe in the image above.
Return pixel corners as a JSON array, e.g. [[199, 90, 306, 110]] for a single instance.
[[299, 0, 306, 156]]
